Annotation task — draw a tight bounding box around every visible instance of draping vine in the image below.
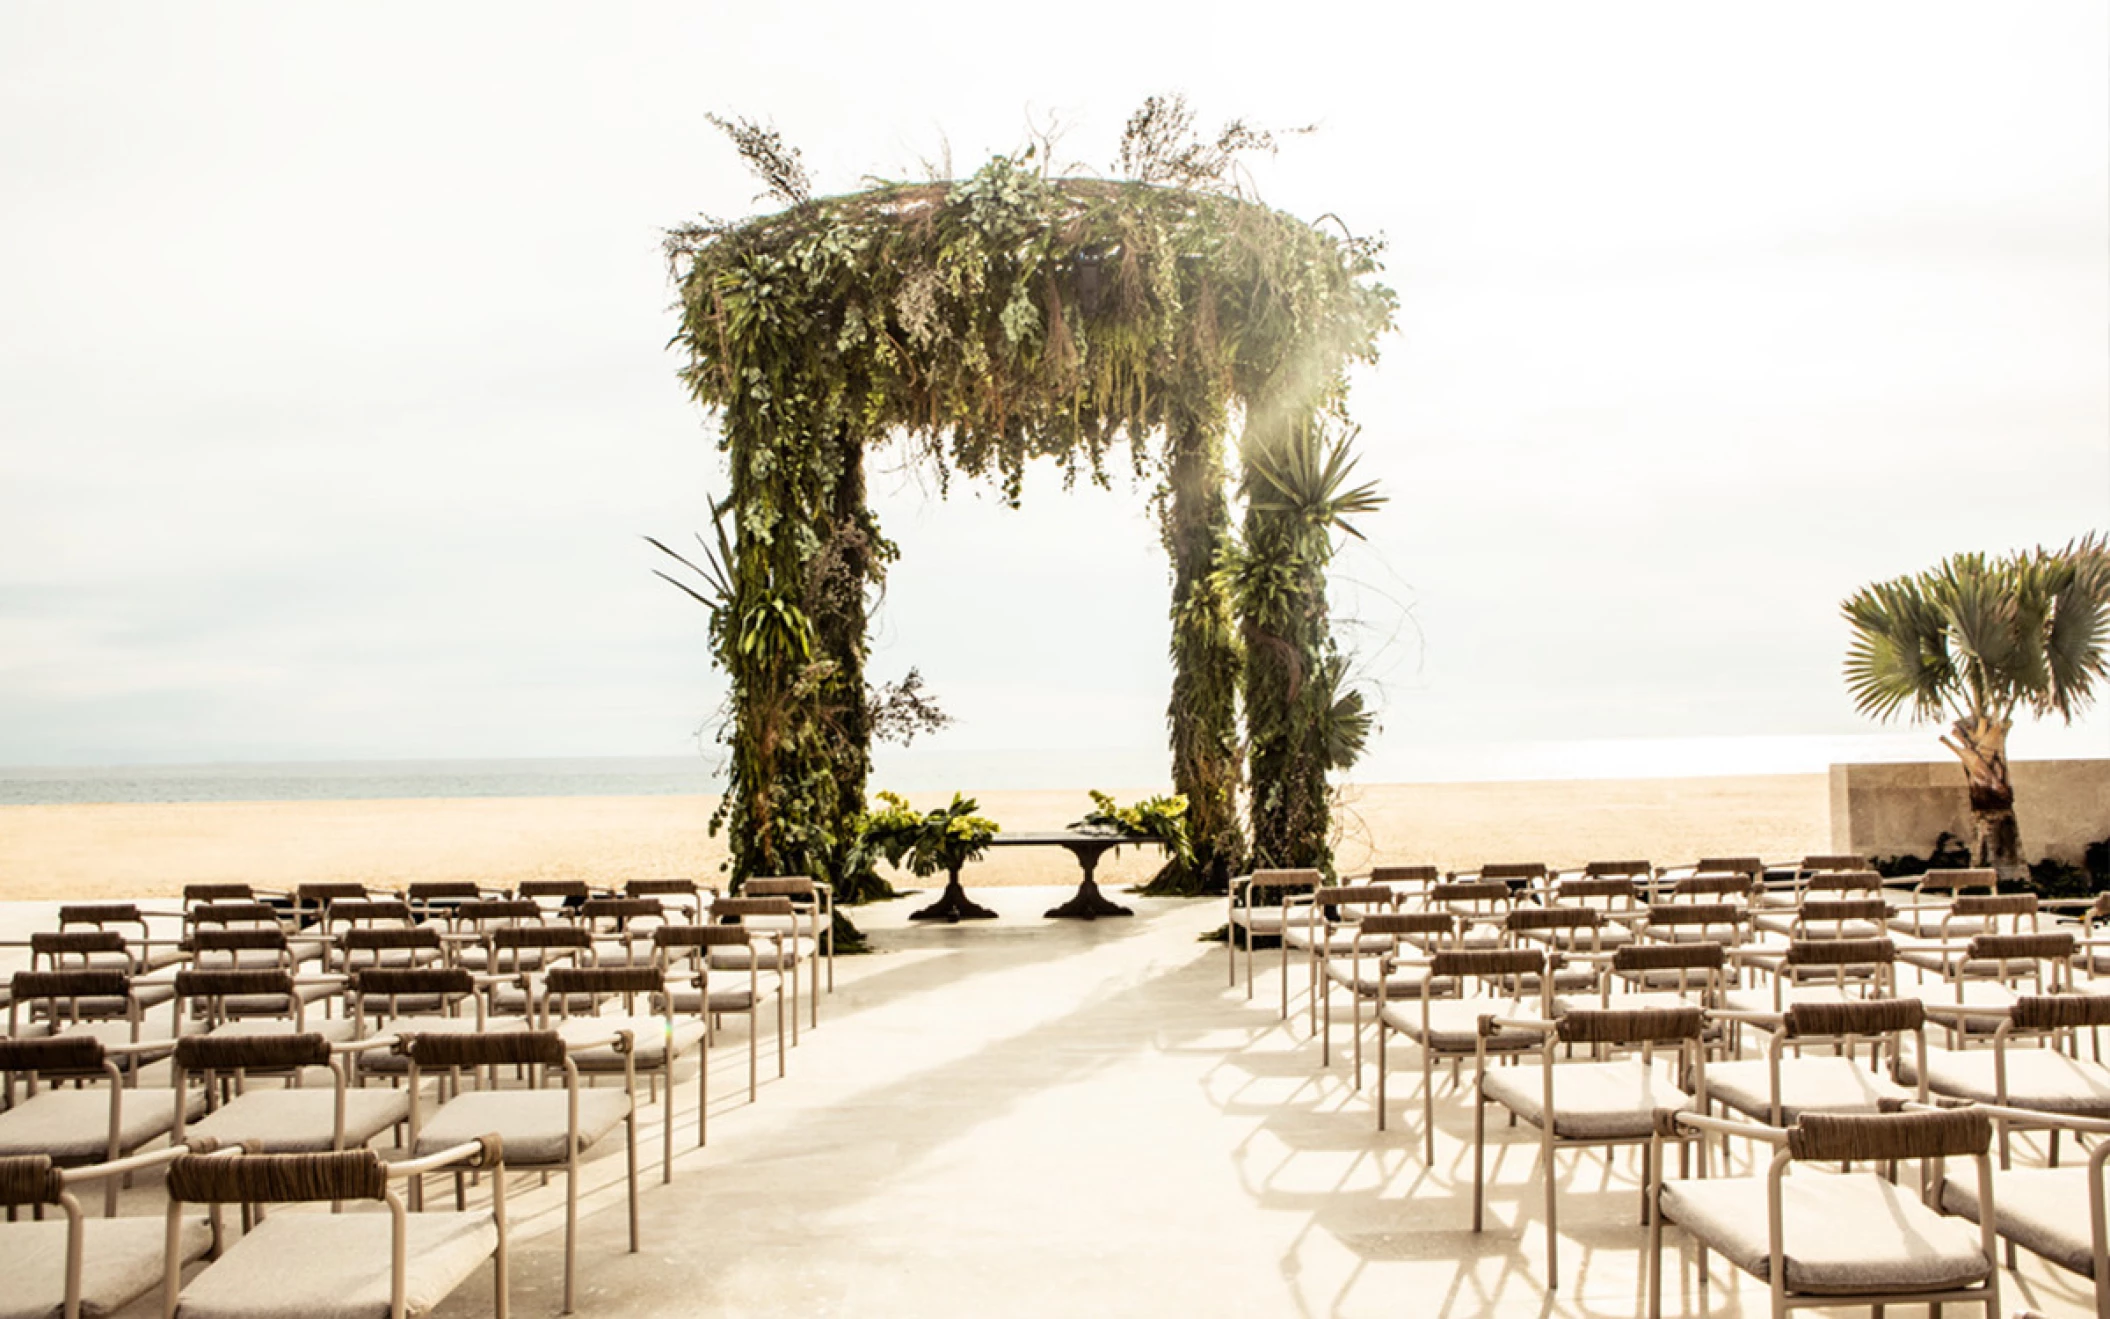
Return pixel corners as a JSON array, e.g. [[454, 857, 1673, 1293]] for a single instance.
[[665, 104, 1394, 896]]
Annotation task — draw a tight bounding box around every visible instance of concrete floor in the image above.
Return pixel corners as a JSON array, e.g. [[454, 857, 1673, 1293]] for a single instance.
[[6, 889, 2096, 1317]]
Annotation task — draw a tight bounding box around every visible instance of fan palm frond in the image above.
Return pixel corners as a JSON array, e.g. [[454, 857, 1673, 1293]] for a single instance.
[[1842, 578, 1954, 721], [2039, 532, 2110, 720], [1926, 552, 2026, 713]]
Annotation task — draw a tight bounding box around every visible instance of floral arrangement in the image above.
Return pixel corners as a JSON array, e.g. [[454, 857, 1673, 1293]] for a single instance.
[[857, 791, 1000, 879], [1075, 790, 1195, 870]]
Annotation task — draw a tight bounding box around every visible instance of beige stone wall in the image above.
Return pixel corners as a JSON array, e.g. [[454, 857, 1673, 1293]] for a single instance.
[[1829, 759, 2110, 863]]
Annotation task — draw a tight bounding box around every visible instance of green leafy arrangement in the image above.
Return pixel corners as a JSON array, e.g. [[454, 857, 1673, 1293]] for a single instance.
[[1075, 790, 1195, 871], [857, 791, 1001, 879], [663, 99, 1394, 901]]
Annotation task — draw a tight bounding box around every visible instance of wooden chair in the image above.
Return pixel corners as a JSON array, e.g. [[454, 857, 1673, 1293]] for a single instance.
[[1375, 946, 1551, 1161], [744, 875, 833, 1000], [399, 1029, 635, 1314], [1702, 998, 1926, 1127], [1226, 869, 1323, 1015], [0, 1035, 185, 1215], [1474, 1005, 1707, 1290], [162, 1141, 508, 1319], [0, 1148, 212, 1319], [1648, 1107, 2001, 1319], [540, 964, 705, 1183], [171, 1031, 409, 1155], [1939, 1103, 2110, 1318], [654, 924, 785, 1142]]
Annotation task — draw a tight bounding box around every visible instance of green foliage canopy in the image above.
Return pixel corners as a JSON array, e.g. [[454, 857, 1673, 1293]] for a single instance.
[[665, 142, 1395, 890], [667, 159, 1394, 497]]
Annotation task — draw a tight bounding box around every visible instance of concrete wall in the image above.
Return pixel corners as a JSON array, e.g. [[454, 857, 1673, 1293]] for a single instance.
[[1829, 758, 2110, 863]]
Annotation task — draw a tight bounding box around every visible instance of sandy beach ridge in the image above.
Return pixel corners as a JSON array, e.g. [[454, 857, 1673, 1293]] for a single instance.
[[0, 774, 1831, 902]]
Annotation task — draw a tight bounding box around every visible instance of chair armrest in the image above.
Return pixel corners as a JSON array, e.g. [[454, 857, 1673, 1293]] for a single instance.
[[1483, 1014, 1557, 1035], [1703, 1008, 1784, 1028], [392, 1136, 503, 1180], [561, 1029, 635, 1054], [60, 1144, 191, 1185], [1919, 1001, 2014, 1023], [332, 1037, 400, 1056], [1671, 1111, 1788, 1144]]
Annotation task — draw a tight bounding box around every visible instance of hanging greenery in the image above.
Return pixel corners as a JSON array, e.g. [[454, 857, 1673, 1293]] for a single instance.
[[664, 103, 1394, 900]]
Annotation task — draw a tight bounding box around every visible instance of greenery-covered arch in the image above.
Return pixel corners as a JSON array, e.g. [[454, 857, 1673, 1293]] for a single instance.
[[665, 137, 1394, 900]]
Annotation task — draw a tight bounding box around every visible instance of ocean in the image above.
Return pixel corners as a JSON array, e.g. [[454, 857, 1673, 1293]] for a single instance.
[[3, 728, 2098, 808], [0, 748, 1173, 807]]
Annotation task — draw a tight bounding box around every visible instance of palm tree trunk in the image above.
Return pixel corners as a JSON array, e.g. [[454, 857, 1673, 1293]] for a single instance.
[[1941, 713, 2024, 881]]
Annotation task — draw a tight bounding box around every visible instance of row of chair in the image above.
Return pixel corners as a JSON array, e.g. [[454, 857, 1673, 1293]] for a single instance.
[[0, 873, 838, 1318], [1231, 857, 2110, 1316]]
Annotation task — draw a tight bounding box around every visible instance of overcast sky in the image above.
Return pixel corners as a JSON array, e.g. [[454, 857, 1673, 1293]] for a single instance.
[[2, 2, 2105, 780]]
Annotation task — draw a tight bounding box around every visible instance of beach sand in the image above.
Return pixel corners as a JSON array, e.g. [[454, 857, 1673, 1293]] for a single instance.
[[0, 775, 1832, 902]]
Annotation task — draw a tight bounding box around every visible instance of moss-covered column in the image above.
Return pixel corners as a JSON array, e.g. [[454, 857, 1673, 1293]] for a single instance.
[[1148, 404, 1248, 893], [1238, 405, 1336, 873]]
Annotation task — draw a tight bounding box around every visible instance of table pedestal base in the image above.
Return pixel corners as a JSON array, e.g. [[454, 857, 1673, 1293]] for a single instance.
[[909, 878, 998, 922], [1044, 877, 1133, 920]]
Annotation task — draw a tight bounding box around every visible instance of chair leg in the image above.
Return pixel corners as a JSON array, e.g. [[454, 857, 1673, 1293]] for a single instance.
[[1542, 1133, 1558, 1290], [562, 1152, 578, 1315], [1376, 1019, 1388, 1131], [626, 1108, 640, 1253], [1321, 972, 1332, 1068], [1423, 1053, 1437, 1164], [1472, 1081, 1486, 1231], [1646, 1168, 1665, 1319]]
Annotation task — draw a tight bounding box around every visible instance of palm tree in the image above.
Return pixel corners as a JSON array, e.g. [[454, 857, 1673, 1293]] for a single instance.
[[1842, 533, 2110, 879]]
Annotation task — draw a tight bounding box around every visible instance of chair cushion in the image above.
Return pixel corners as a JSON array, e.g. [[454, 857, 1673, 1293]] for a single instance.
[[1662, 1170, 1992, 1295], [0, 1089, 185, 1162], [1704, 1056, 1913, 1124], [0, 1213, 212, 1319], [207, 1017, 359, 1044], [556, 1015, 707, 1068], [1481, 1059, 1694, 1140], [415, 1088, 630, 1165], [1914, 1046, 2110, 1113], [176, 1208, 497, 1319], [1324, 961, 1456, 1000], [708, 938, 816, 970], [1720, 985, 1866, 1016], [662, 987, 767, 1015], [1898, 945, 2043, 981], [186, 1088, 412, 1152], [1942, 1166, 2095, 1278], [1516, 925, 1634, 949], [1291, 928, 1398, 955], [1556, 991, 1708, 1015], [1646, 924, 1744, 945], [1753, 915, 1886, 941], [1377, 1000, 1542, 1054], [1908, 981, 2021, 1031], [1228, 909, 1319, 935], [1888, 911, 1986, 939]]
